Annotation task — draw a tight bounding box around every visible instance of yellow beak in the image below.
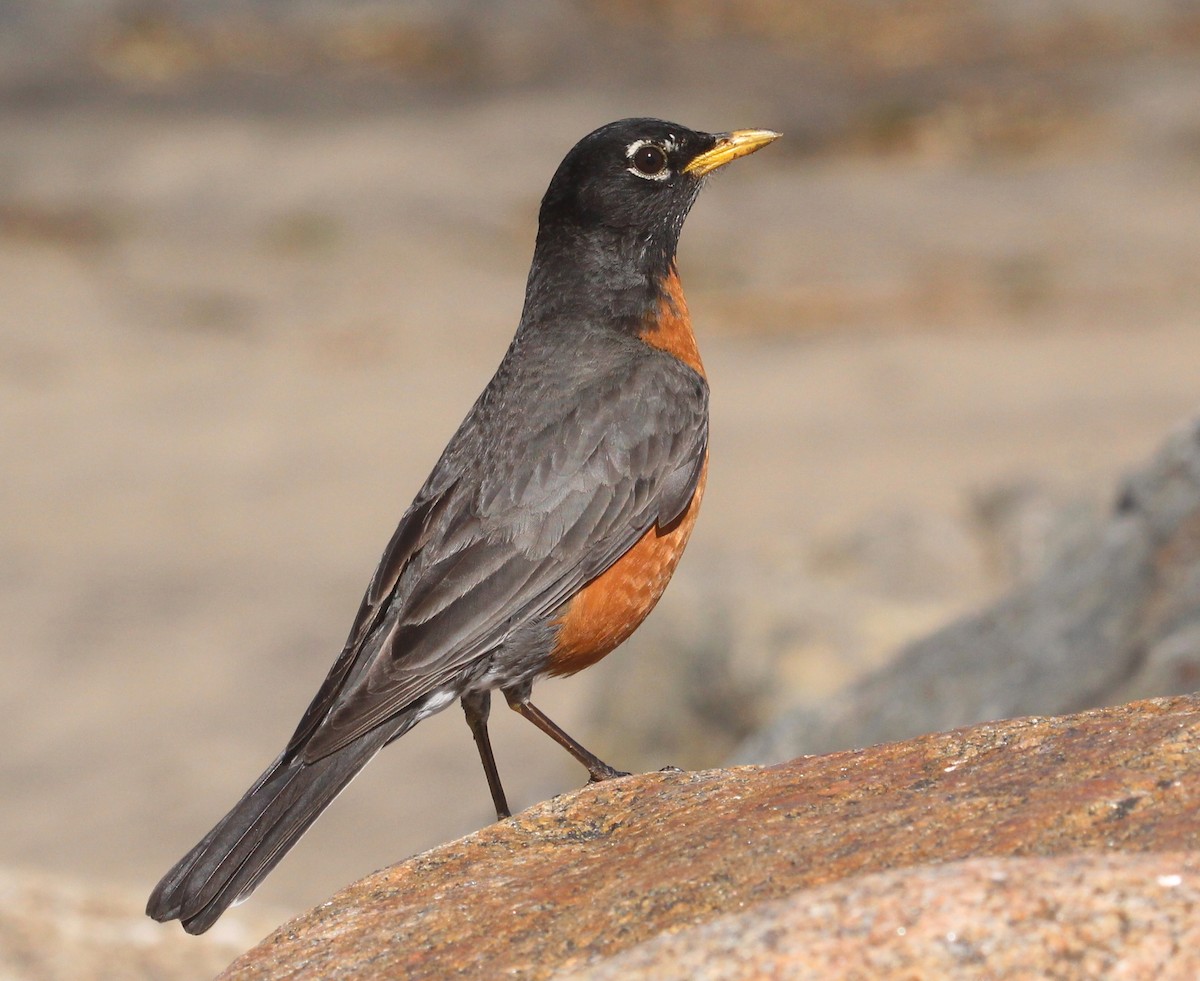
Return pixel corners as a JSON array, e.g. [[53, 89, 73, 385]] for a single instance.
[[683, 129, 781, 176]]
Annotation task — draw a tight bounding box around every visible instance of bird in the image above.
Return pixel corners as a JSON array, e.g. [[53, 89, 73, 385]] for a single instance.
[[147, 118, 778, 934]]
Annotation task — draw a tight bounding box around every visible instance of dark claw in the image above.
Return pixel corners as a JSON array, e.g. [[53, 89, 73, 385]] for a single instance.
[[587, 766, 631, 784]]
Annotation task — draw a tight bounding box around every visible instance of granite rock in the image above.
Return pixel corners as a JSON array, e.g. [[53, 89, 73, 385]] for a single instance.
[[220, 693, 1200, 979], [560, 852, 1200, 980]]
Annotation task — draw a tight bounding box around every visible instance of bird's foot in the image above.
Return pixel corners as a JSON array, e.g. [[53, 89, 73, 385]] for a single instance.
[[587, 764, 631, 784]]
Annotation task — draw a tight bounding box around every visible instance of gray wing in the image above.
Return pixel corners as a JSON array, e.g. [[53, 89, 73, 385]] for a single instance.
[[293, 347, 708, 762]]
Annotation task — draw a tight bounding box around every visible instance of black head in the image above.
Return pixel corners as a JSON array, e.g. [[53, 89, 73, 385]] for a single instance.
[[525, 118, 778, 327], [538, 118, 777, 247]]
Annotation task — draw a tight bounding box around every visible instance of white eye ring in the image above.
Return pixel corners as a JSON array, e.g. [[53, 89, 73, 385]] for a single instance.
[[626, 140, 671, 181]]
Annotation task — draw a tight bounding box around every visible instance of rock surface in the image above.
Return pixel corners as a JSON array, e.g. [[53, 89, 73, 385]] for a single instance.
[[737, 417, 1200, 763], [566, 849, 1200, 978], [563, 853, 1200, 981], [220, 693, 1200, 980]]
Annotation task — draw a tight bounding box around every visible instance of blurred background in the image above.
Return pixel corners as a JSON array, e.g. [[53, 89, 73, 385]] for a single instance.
[[3, 0, 1200, 974]]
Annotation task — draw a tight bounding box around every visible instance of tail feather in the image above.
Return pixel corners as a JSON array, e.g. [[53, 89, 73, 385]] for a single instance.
[[147, 722, 401, 934]]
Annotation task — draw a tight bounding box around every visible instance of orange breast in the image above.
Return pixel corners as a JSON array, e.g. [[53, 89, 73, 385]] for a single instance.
[[546, 264, 707, 677], [547, 456, 707, 676], [638, 266, 704, 377]]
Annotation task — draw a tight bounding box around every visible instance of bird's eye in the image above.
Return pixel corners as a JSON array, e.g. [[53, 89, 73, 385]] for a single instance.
[[628, 142, 669, 179]]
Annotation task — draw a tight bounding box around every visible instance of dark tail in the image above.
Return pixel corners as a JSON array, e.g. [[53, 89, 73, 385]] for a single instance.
[[146, 723, 400, 934]]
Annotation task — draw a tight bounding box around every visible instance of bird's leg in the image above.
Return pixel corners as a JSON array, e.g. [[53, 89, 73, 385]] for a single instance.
[[461, 691, 511, 820], [503, 688, 630, 784]]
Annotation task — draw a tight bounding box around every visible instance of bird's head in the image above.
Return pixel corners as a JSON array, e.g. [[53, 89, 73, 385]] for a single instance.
[[537, 118, 779, 243]]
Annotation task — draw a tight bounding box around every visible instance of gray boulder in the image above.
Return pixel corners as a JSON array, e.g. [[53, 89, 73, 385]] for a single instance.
[[736, 415, 1200, 762]]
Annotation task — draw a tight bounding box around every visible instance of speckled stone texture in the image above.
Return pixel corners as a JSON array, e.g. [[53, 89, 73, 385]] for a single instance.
[[220, 693, 1200, 980], [559, 853, 1200, 980]]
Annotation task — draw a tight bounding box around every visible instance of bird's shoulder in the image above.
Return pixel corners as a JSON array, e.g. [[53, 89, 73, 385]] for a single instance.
[[430, 323, 707, 493]]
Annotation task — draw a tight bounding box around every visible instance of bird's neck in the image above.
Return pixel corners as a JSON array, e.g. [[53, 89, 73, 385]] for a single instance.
[[519, 222, 679, 335]]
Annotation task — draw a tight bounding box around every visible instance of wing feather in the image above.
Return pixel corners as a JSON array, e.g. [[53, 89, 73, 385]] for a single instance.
[[298, 341, 708, 761]]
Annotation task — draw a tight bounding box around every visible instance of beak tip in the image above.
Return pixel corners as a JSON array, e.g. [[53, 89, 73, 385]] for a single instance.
[[684, 128, 781, 176]]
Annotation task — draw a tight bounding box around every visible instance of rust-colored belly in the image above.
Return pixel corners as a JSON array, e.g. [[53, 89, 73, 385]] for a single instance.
[[547, 457, 707, 677]]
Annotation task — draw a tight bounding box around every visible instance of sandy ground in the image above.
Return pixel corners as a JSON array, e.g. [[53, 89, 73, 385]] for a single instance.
[[2, 48, 1200, 959]]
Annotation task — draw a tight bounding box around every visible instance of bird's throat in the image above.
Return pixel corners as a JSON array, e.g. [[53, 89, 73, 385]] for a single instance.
[[522, 222, 679, 335]]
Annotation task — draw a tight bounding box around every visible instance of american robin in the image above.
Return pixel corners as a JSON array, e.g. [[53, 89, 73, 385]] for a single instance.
[[147, 118, 778, 934]]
